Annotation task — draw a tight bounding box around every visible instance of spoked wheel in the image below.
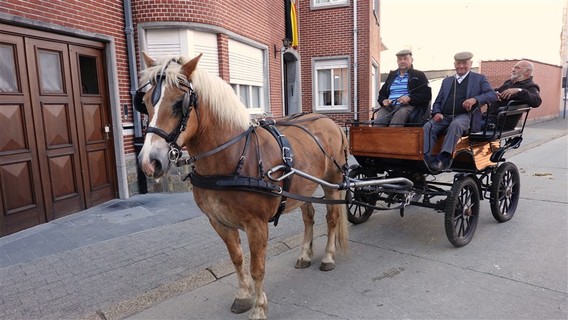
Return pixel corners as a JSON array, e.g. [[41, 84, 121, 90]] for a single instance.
[[346, 166, 377, 224], [444, 176, 480, 247], [490, 162, 520, 222]]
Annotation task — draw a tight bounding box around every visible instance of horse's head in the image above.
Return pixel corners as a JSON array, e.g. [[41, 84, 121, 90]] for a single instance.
[[136, 52, 201, 179]]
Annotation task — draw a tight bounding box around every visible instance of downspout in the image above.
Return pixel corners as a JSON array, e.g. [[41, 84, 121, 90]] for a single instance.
[[123, 0, 147, 193], [353, 0, 358, 121]]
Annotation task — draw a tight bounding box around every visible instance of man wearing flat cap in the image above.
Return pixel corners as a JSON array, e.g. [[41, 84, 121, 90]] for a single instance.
[[423, 51, 497, 172], [376, 49, 431, 126]]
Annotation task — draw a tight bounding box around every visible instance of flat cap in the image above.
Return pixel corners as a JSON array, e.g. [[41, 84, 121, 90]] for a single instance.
[[454, 51, 473, 61], [396, 49, 412, 56]]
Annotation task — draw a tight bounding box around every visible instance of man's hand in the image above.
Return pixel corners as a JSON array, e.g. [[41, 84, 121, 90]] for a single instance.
[[462, 98, 477, 111], [397, 95, 411, 104], [433, 113, 443, 122], [497, 88, 521, 100], [382, 99, 392, 107]]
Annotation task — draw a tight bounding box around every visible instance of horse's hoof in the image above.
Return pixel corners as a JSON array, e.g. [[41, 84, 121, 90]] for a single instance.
[[231, 298, 254, 314], [295, 259, 311, 269], [319, 262, 335, 271]]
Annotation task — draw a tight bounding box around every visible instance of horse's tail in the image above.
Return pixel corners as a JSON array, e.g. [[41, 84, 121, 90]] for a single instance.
[[335, 190, 349, 254]]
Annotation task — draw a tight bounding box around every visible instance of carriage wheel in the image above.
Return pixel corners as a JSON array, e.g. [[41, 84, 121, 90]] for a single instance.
[[489, 162, 520, 223], [346, 166, 377, 224], [444, 176, 480, 247]]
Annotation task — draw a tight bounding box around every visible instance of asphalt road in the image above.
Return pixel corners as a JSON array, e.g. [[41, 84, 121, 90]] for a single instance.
[[1, 119, 566, 320]]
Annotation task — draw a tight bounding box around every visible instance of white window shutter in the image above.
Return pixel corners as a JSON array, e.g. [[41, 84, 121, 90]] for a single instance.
[[228, 40, 263, 86], [146, 29, 182, 58], [193, 32, 219, 77]]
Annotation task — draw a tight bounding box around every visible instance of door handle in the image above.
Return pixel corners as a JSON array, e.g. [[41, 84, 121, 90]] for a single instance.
[[104, 124, 110, 140]]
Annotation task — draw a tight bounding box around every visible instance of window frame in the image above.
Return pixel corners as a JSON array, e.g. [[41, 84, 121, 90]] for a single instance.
[[312, 56, 351, 112], [373, 0, 380, 25], [311, 0, 349, 10], [372, 60, 379, 110], [228, 39, 269, 115]]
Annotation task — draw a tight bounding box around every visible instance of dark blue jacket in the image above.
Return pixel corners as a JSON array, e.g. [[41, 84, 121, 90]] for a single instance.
[[432, 72, 497, 116]]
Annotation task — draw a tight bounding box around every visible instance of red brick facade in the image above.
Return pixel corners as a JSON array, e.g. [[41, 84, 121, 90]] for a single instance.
[[481, 59, 562, 121], [1, 0, 381, 200], [132, 1, 286, 116], [297, 1, 380, 124]]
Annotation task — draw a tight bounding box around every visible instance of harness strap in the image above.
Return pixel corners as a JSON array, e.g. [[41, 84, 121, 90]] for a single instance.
[[234, 127, 254, 175], [176, 126, 254, 167], [188, 172, 347, 205], [259, 122, 294, 226], [277, 115, 347, 173]]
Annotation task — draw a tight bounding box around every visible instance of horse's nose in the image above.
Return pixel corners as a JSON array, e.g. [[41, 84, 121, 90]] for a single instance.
[[138, 151, 158, 177], [150, 156, 163, 175]]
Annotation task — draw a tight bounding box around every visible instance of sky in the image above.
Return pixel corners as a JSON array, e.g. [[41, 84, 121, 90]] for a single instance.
[[379, 0, 566, 72]]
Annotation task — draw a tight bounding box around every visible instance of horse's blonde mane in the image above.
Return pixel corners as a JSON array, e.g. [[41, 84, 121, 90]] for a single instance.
[[139, 54, 251, 130], [139, 55, 189, 89], [191, 68, 251, 130]]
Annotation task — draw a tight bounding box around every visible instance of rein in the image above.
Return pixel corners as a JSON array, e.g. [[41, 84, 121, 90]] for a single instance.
[[175, 127, 254, 167]]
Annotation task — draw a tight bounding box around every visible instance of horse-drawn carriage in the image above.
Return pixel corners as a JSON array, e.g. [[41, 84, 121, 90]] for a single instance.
[[134, 53, 531, 319], [346, 101, 531, 247]]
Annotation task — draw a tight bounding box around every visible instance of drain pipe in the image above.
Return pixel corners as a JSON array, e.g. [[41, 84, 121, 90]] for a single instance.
[[123, 0, 147, 193], [353, 0, 358, 121]]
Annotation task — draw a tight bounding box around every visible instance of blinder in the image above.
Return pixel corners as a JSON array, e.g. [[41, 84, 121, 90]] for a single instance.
[[133, 73, 167, 115], [133, 90, 148, 115], [133, 82, 150, 115]]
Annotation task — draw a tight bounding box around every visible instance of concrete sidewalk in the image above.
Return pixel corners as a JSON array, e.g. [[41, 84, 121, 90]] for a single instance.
[[0, 117, 566, 320]]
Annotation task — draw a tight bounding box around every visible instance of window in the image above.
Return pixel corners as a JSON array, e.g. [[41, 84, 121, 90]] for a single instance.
[[0, 44, 18, 93], [312, 0, 348, 9], [79, 55, 99, 95], [313, 58, 349, 111], [145, 29, 219, 77], [38, 50, 64, 94], [373, 0, 380, 24], [229, 40, 268, 114]]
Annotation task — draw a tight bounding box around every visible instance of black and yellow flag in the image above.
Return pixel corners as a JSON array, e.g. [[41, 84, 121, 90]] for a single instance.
[[284, 0, 299, 48]]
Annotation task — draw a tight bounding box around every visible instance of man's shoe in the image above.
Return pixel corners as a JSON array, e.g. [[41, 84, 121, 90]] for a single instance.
[[440, 157, 452, 170], [429, 158, 444, 172]]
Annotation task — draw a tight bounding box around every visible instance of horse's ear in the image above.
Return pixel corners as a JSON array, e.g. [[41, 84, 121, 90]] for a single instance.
[[181, 53, 203, 77], [142, 51, 156, 67]]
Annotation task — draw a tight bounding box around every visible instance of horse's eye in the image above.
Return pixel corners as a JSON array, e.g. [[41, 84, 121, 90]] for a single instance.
[[171, 99, 184, 116]]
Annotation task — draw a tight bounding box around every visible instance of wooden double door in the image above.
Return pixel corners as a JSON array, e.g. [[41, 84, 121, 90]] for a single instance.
[[0, 26, 117, 236]]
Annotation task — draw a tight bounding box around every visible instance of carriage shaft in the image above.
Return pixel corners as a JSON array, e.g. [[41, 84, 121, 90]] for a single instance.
[[267, 164, 413, 190]]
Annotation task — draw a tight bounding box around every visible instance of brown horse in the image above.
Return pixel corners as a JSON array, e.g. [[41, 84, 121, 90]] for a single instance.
[[137, 53, 349, 319]]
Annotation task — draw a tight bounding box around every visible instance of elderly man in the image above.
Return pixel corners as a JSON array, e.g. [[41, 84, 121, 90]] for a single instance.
[[423, 51, 498, 172], [485, 60, 542, 130], [375, 49, 431, 126]]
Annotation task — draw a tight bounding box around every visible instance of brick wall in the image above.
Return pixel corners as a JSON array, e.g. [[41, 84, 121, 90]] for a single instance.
[[2, 0, 381, 196], [132, 0, 285, 117], [362, 2, 381, 122], [481, 59, 562, 121], [298, 2, 354, 125], [297, 1, 379, 125]]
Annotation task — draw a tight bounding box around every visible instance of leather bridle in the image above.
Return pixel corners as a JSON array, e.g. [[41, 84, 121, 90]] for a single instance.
[[134, 68, 199, 163]]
